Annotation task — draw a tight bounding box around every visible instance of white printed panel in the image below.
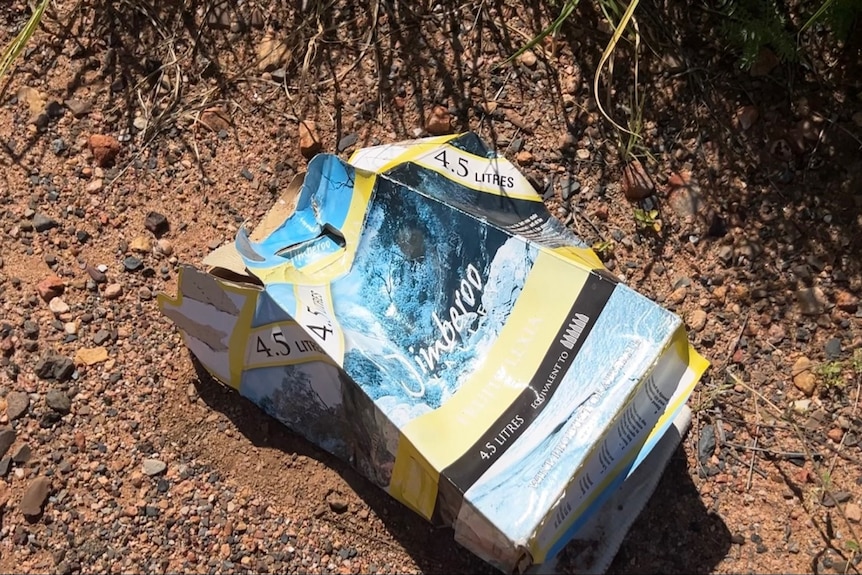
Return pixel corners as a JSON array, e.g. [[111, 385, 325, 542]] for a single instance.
[[294, 284, 345, 365], [415, 146, 538, 199], [244, 321, 332, 370], [532, 343, 692, 556]]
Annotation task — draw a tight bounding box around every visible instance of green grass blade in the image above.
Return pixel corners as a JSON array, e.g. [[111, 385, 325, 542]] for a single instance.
[[593, 0, 641, 137], [0, 0, 51, 83]]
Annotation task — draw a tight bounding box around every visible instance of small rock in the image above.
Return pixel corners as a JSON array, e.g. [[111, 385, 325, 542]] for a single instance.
[[828, 428, 844, 443], [93, 329, 112, 346], [667, 171, 706, 222], [88, 134, 120, 167], [104, 283, 123, 300], [688, 309, 707, 332], [846, 502, 862, 523], [144, 211, 169, 236], [256, 34, 291, 72], [74, 347, 108, 366], [0, 428, 16, 459], [240, 168, 254, 181], [825, 338, 842, 359], [48, 298, 70, 315], [517, 49, 537, 67], [11, 443, 31, 464], [129, 236, 152, 254], [749, 47, 779, 77], [576, 148, 591, 160], [796, 287, 828, 315], [86, 265, 107, 283], [734, 105, 759, 131], [515, 150, 533, 166], [32, 213, 58, 232], [65, 99, 92, 118], [45, 389, 72, 414], [620, 159, 654, 201], [142, 458, 167, 476], [791, 399, 811, 414], [667, 286, 687, 305], [836, 290, 859, 312], [85, 179, 103, 194], [327, 495, 348, 513], [337, 133, 358, 153], [717, 245, 734, 265], [37, 274, 65, 301], [155, 238, 173, 256], [697, 424, 716, 464], [822, 491, 852, 507], [792, 356, 817, 397], [299, 120, 323, 159], [425, 105, 452, 136], [20, 477, 51, 517], [199, 107, 231, 132], [123, 256, 143, 272], [6, 392, 29, 421]]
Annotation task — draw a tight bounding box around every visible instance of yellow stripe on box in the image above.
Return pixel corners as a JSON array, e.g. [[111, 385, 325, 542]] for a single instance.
[[388, 251, 590, 519]]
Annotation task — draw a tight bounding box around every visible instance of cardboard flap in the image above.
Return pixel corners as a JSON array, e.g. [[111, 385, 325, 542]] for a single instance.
[[201, 171, 305, 281]]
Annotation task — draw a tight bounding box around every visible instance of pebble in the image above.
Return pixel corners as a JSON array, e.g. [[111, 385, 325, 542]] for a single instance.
[[0, 457, 9, 477], [792, 356, 817, 397], [74, 346, 108, 366], [697, 424, 715, 463], [517, 49, 537, 67], [130, 235, 152, 254], [425, 105, 452, 136], [688, 309, 707, 332], [796, 287, 828, 316], [123, 256, 143, 272], [825, 338, 842, 359], [337, 133, 358, 153], [88, 134, 120, 167], [45, 389, 72, 414], [240, 168, 254, 181], [6, 392, 29, 420], [65, 99, 92, 118], [37, 274, 66, 301], [142, 458, 167, 476], [0, 428, 16, 459], [156, 238, 173, 256], [200, 107, 231, 132], [93, 329, 112, 345], [86, 265, 107, 283], [144, 211, 169, 236], [85, 179, 103, 194], [49, 298, 70, 315], [11, 443, 31, 463], [835, 290, 859, 312], [33, 213, 58, 233], [717, 245, 734, 264], [620, 160, 654, 201], [298, 120, 323, 159], [104, 283, 124, 300], [35, 355, 75, 382], [256, 34, 291, 72], [19, 476, 52, 517]]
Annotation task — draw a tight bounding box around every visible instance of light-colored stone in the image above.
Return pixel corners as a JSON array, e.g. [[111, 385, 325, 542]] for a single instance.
[[142, 458, 167, 476], [256, 34, 291, 72], [424, 105, 452, 136], [517, 50, 537, 67], [792, 356, 816, 396], [19, 477, 51, 517], [298, 120, 322, 159], [156, 239, 173, 257], [130, 235, 152, 254], [48, 298, 70, 315], [104, 283, 124, 300], [688, 309, 707, 332], [74, 346, 109, 366], [796, 286, 828, 315]]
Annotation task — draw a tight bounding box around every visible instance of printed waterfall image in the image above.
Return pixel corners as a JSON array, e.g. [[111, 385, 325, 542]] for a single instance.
[[331, 176, 540, 428]]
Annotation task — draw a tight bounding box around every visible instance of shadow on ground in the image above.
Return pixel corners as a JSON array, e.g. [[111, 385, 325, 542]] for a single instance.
[[191, 357, 729, 574]]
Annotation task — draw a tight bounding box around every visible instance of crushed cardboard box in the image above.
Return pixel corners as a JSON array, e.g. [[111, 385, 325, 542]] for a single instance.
[[159, 133, 708, 573]]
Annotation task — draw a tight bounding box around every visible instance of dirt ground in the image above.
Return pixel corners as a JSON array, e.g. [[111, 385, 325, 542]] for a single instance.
[[1, 0, 862, 573]]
